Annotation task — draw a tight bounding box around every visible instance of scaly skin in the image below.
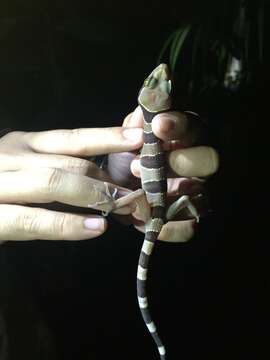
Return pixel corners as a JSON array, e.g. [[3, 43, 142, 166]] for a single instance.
[[137, 64, 172, 360]]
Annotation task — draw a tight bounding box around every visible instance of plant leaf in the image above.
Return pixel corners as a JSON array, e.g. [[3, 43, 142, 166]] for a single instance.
[[170, 25, 192, 71], [189, 27, 201, 95], [156, 30, 177, 65], [169, 28, 184, 67]]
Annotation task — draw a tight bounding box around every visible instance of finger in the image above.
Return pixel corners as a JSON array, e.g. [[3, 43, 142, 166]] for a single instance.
[[1, 152, 111, 181], [0, 168, 116, 213], [134, 219, 196, 242], [151, 111, 205, 145], [167, 177, 205, 197], [122, 112, 134, 127], [130, 149, 216, 179], [0, 204, 107, 241], [23, 127, 143, 156], [168, 146, 219, 177], [28, 199, 135, 218], [107, 151, 140, 188], [122, 106, 143, 128], [124, 108, 205, 146], [130, 154, 213, 179], [124, 175, 204, 200]]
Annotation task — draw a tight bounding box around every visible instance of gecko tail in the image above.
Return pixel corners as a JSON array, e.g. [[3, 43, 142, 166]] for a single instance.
[[137, 227, 166, 360]]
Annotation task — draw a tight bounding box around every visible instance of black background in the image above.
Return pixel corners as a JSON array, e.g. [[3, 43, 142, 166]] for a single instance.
[[0, 1, 269, 359]]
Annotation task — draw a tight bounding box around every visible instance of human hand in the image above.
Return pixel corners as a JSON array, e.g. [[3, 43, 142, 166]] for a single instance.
[[108, 106, 219, 242], [0, 126, 143, 242]]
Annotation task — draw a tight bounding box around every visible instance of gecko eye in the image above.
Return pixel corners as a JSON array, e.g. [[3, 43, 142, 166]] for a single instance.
[[144, 76, 158, 89], [148, 76, 158, 88]]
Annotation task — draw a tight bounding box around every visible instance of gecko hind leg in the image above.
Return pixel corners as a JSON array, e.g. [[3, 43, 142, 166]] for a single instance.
[[166, 195, 200, 223]]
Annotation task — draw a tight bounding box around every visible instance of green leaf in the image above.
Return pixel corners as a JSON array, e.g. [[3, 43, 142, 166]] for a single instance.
[[156, 30, 177, 65], [188, 27, 201, 95], [169, 28, 185, 66], [170, 25, 192, 72]]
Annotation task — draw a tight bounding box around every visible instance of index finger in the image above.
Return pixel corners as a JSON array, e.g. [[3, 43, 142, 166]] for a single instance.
[[125, 106, 205, 146], [23, 127, 143, 156]]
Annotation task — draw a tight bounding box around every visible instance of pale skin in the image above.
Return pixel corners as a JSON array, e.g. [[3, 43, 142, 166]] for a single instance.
[[0, 108, 219, 244], [109, 106, 219, 242]]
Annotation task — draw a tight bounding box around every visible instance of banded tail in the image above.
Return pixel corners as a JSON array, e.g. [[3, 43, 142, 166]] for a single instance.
[[137, 63, 172, 359], [137, 215, 166, 360]]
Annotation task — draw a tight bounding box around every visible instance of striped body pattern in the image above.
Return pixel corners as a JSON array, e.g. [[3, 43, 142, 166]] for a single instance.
[[137, 64, 172, 360]]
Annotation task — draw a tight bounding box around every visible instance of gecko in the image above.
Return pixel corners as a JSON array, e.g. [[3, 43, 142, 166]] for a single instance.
[[137, 63, 199, 359], [90, 63, 199, 359]]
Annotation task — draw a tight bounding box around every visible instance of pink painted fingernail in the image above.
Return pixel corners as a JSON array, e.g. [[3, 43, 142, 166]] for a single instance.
[[122, 128, 143, 142], [84, 217, 105, 231]]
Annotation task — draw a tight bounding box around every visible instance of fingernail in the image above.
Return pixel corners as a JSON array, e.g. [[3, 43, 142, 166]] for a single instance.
[[130, 159, 140, 177], [154, 114, 176, 132], [122, 128, 143, 142], [128, 106, 142, 126], [164, 118, 176, 131], [84, 217, 105, 231]]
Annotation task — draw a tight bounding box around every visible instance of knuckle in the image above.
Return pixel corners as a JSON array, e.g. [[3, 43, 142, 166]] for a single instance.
[[99, 128, 110, 144], [69, 128, 88, 155], [44, 168, 62, 193], [17, 212, 40, 235], [65, 158, 93, 175], [53, 213, 69, 239], [70, 128, 82, 137]]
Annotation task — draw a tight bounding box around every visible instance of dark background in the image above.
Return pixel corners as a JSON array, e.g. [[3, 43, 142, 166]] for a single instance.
[[0, 1, 268, 359]]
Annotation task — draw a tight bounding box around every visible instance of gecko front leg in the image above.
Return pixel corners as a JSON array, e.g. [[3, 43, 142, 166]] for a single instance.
[[102, 187, 146, 217], [87, 181, 116, 215], [87, 181, 148, 218]]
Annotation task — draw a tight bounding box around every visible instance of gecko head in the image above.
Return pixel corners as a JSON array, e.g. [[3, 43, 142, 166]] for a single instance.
[[138, 63, 172, 113]]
